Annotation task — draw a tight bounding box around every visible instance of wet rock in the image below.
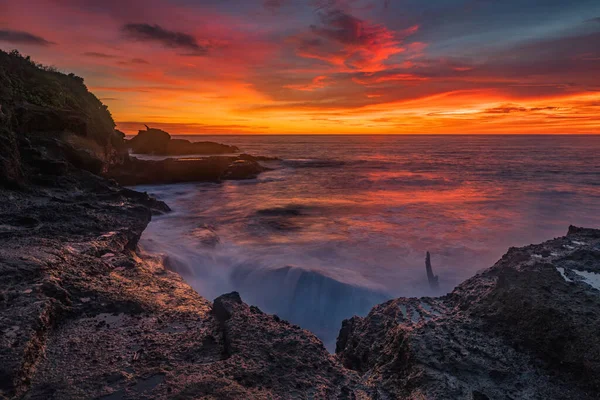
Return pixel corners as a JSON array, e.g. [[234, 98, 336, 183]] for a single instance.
[[426, 251, 439, 290], [238, 153, 279, 162], [212, 292, 243, 323], [107, 155, 269, 186], [220, 159, 265, 180], [336, 227, 600, 400]]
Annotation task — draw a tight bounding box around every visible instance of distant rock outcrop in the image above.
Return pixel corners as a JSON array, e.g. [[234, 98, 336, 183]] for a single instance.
[[127, 126, 240, 155], [106, 154, 269, 185]]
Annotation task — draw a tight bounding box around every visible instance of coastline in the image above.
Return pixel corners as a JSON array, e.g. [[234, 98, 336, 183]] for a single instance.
[[1, 49, 600, 399], [3, 174, 599, 398]]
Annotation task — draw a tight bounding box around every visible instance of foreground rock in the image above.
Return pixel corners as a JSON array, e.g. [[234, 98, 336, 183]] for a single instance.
[[336, 226, 600, 399], [127, 127, 240, 155], [0, 175, 359, 399]]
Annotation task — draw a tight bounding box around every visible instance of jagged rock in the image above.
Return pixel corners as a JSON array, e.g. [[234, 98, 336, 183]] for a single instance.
[[336, 227, 600, 400], [127, 126, 240, 155], [212, 292, 243, 323], [0, 127, 22, 187], [13, 104, 88, 137]]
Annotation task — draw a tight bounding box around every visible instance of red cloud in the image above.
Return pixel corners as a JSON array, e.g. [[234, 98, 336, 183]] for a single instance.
[[294, 8, 417, 73]]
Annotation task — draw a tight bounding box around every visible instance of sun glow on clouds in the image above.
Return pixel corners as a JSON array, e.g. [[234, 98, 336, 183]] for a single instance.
[[1, 0, 599, 134]]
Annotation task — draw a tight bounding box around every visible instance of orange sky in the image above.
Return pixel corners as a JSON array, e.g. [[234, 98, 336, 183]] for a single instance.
[[1, 0, 599, 134]]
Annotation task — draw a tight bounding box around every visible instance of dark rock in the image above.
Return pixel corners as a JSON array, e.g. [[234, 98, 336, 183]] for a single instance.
[[126, 126, 239, 155], [426, 251, 439, 290], [127, 127, 171, 154], [212, 292, 243, 323], [237, 153, 279, 162], [336, 227, 600, 399], [166, 139, 239, 156], [0, 127, 22, 187], [220, 159, 265, 180], [106, 155, 268, 186]]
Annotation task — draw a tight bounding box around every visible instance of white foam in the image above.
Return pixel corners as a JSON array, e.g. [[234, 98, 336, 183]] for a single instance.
[[398, 304, 408, 320], [409, 308, 421, 324], [573, 270, 600, 291], [556, 267, 573, 282], [571, 241, 587, 246]]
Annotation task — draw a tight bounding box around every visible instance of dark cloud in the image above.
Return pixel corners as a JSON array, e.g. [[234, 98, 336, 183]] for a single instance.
[[483, 104, 561, 114], [296, 5, 405, 71], [311, 9, 388, 46], [264, 0, 284, 10], [83, 51, 118, 58], [117, 58, 150, 66], [122, 23, 208, 56], [0, 30, 53, 46]]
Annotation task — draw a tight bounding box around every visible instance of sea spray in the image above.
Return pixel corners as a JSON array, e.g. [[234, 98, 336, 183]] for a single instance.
[[135, 134, 600, 349]]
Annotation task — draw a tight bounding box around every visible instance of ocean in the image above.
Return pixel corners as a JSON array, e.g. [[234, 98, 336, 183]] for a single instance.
[[133, 134, 600, 349]]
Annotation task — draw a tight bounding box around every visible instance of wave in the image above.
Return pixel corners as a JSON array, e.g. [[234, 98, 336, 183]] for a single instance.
[[282, 158, 346, 169], [230, 264, 390, 349]]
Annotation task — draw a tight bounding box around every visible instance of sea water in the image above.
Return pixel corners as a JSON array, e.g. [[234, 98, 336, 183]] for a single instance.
[[134, 134, 600, 349]]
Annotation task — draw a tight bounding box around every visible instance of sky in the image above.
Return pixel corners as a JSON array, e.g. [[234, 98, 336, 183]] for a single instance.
[[0, 0, 599, 134]]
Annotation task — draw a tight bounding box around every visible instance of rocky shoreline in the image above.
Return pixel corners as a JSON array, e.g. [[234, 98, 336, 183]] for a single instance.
[[2, 176, 599, 399], [1, 49, 600, 399]]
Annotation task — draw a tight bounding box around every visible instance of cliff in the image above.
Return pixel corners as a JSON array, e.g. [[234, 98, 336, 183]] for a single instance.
[[1, 50, 599, 399], [0, 50, 126, 187]]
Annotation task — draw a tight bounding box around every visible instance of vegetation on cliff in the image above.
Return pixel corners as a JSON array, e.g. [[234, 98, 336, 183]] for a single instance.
[[0, 49, 123, 186], [0, 49, 114, 136]]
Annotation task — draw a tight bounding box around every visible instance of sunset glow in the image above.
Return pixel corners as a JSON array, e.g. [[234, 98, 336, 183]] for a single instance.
[[1, 0, 599, 134]]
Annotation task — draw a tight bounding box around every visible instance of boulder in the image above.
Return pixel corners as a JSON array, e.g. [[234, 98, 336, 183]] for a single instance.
[[220, 159, 265, 180], [127, 127, 171, 154], [126, 126, 240, 155]]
